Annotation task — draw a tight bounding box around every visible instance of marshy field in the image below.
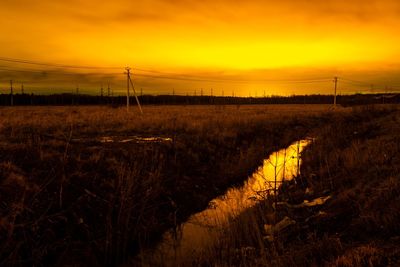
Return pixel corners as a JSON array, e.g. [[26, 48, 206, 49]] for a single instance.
[[1, 104, 399, 266]]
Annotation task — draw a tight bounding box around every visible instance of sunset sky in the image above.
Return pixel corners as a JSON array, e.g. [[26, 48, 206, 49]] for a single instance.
[[1, 0, 400, 95]]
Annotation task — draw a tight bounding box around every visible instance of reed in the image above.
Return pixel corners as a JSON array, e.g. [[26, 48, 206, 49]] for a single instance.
[[2, 104, 390, 266], [177, 105, 399, 267]]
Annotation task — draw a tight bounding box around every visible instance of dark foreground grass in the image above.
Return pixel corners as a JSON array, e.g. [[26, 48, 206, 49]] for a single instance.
[[0, 104, 342, 266], [186, 105, 400, 267]]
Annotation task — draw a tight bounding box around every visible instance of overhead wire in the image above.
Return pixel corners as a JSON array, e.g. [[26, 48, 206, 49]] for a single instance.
[[0, 56, 335, 84], [340, 77, 400, 93], [1, 56, 400, 94], [134, 72, 331, 84], [0, 57, 122, 70], [340, 77, 372, 86], [0, 66, 333, 85]]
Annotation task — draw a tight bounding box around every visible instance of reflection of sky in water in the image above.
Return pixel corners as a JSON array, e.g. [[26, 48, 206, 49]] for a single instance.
[[99, 136, 172, 143], [138, 140, 310, 266]]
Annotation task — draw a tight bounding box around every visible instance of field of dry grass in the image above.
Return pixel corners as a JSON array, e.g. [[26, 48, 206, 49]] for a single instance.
[[183, 105, 400, 267], [0, 104, 393, 266]]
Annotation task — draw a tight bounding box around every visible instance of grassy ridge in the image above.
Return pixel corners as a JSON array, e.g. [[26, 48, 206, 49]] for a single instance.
[[0, 105, 348, 266]]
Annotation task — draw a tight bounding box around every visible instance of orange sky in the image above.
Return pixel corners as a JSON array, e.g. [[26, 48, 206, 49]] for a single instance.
[[1, 0, 400, 95]]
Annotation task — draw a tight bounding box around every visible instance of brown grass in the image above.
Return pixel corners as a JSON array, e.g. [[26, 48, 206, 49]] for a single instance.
[[0, 104, 381, 266], [179, 105, 400, 267]]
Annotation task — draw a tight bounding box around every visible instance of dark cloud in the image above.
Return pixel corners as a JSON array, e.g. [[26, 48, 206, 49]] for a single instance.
[[2, 64, 400, 96]]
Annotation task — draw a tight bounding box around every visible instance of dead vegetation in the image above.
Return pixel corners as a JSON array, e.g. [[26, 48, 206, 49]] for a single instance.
[[182, 105, 400, 267], [1, 104, 397, 266], [0, 104, 339, 266]]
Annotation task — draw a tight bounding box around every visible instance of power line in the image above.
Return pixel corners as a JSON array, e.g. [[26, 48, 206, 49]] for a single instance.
[[338, 77, 400, 93], [134, 72, 331, 84], [0, 67, 331, 84], [340, 77, 372, 86], [0, 56, 333, 83], [133, 67, 331, 83], [2, 56, 400, 93], [340, 80, 371, 87], [0, 65, 331, 85], [0, 56, 122, 70], [0, 67, 123, 77]]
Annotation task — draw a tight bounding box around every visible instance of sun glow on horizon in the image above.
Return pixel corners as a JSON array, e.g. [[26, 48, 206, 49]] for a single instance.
[[1, 0, 400, 95]]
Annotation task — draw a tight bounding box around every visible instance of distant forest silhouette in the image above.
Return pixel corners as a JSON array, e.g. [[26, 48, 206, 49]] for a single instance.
[[0, 93, 398, 106]]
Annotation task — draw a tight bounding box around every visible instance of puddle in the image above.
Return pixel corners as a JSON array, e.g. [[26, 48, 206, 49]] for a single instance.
[[135, 139, 311, 266], [72, 136, 172, 144], [99, 136, 173, 143]]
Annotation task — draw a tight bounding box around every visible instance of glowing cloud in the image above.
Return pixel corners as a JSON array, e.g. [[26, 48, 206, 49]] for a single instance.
[[1, 0, 400, 95]]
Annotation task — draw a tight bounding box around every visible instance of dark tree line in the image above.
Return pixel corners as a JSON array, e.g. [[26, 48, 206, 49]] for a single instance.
[[0, 93, 398, 106]]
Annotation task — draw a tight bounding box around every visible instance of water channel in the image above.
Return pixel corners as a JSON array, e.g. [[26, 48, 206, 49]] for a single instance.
[[135, 139, 311, 266]]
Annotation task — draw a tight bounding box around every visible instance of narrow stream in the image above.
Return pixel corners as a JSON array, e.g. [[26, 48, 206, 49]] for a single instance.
[[134, 139, 311, 266]]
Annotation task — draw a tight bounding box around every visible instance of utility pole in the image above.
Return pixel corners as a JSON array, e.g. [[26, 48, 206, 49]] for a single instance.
[[282, 148, 287, 182], [274, 151, 278, 215], [101, 84, 104, 97], [21, 83, 24, 94], [383, 86, 388, 104], [125, 67, 143, 114], [10, 80, 13, 106], [333, 77, 338, 107], [297, 141, 301, 177], [111, 88, 114, 104], [76, 85, 79, 106], [126, 67, 131, 111]]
